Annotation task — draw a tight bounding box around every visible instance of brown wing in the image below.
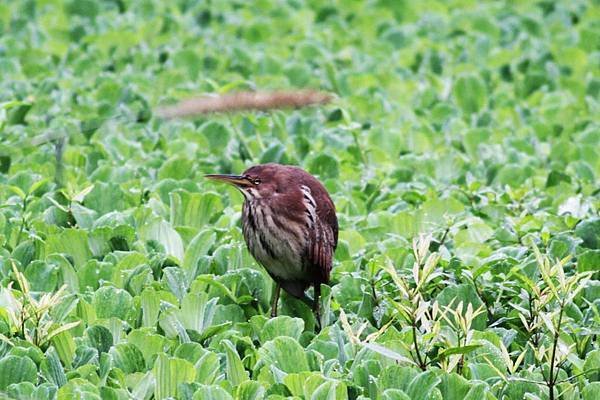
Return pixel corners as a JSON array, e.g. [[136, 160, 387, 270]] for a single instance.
[[305, 180, 338, 284]]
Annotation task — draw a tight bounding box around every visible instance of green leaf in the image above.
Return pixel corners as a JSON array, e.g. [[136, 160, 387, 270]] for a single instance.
[[0, 355, 37, 390], [110, 343, 146, 374], [140, 288, 177, 328], [583, 349, 600, 381], [453, 74, 487, 115], [173, 49, 202, 79], [129, 371, 154, 400], [51, 329, 76, 368], [6, 184, 26, 199], [182, 230, 216, 277], [0, 100, 30, 111], [307, 154, 339, 179], [139, 219, 184, 261], [379, 365, 416, 392], [93, 286, 135, 323], [84, 182, 129, 216], [283, 371, 313, 396], [152, 353, 196, 400], [57, 378, 101, 400], [576, 218, 600, 249], [311, 379, 348, 400], [49, 254, 79, 293], [285, 63, 311, 87], [235, 380, 266, 400], [192, 384, 234, 400], [5, 381, 36, 400], [259, 143, 287, 164], [40, 347, 67, 387], [12, 240, 40, 269], [578, 250, 600, 273], [361, 342, 415, 365], [158, 306, 190, 342], [286, 372, 334, 397], [24, 260, 58, 292], [173, 342, 206, 364], [86, 325, 113, 354], [158, 157, 193, 180], [352, 356, 379, 394], [177, 291, 218, 333], [406, 370, 441, 400], [70, 203, 97, 229], [382, 389, 411, 400], [78, 260, 113, 291], [464, 383, 488, 400], [454, 222, 494, 244], [387, 211, 423, 239], [127, 329, 168, 366], [200, 121, 231, 153], [257, 337, 310, 373], [222, 339, 249, 386], [583, 383, 600, 400], [99, 387, 130, 400], [88, 225, 135, 256], [195, 350, 221, 384], [45, 229, 92, 269], [162, 267, 188, 301], [438, 373, 471, 400], [437, 345, 482, 360], [422, 197, 465, 226], [546, 170, 571, 187], [503, 370, 543, 399], [259, 316, 305, 343], [463, 129, 491, 158], [170, 191, 223, 230]]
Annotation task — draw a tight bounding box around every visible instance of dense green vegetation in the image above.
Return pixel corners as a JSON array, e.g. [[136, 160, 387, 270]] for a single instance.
[[1, 0, 599, 399]]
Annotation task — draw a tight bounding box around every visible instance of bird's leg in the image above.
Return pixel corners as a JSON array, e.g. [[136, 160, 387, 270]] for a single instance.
[[271, 282, 281, 318], [313, 283, 322, 332]]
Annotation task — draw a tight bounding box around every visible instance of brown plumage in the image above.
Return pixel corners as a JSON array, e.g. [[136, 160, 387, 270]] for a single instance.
[[206, 163, 338, 323]]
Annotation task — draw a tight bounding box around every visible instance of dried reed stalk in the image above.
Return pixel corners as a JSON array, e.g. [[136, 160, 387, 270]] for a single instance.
[[157, 90, 332, 118]]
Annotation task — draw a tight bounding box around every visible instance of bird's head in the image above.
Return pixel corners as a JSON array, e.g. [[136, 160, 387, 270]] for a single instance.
[[205, 164, 288, 200]]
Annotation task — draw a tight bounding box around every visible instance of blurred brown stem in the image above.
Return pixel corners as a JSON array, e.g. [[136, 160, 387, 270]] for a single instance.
[[157, 90, 332, 118]]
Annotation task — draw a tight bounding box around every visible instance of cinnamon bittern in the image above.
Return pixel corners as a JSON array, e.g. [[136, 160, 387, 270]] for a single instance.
[[206, 163, 338, 323]]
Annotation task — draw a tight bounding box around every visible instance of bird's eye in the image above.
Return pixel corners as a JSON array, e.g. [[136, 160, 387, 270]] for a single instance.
[[253, 178, 261, 185]]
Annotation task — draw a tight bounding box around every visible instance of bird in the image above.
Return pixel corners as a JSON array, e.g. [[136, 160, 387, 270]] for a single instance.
[[206, 163, 338, 325]]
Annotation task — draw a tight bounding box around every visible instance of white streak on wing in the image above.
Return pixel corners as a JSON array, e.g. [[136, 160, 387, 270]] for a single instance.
[[300, 185, 317, 229]]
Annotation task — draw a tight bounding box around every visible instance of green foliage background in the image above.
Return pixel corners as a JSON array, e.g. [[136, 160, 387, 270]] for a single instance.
[[0, 0, 599, 399]]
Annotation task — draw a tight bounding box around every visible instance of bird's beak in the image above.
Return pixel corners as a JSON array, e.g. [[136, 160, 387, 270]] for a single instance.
[[205, 174, 250, 187]]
